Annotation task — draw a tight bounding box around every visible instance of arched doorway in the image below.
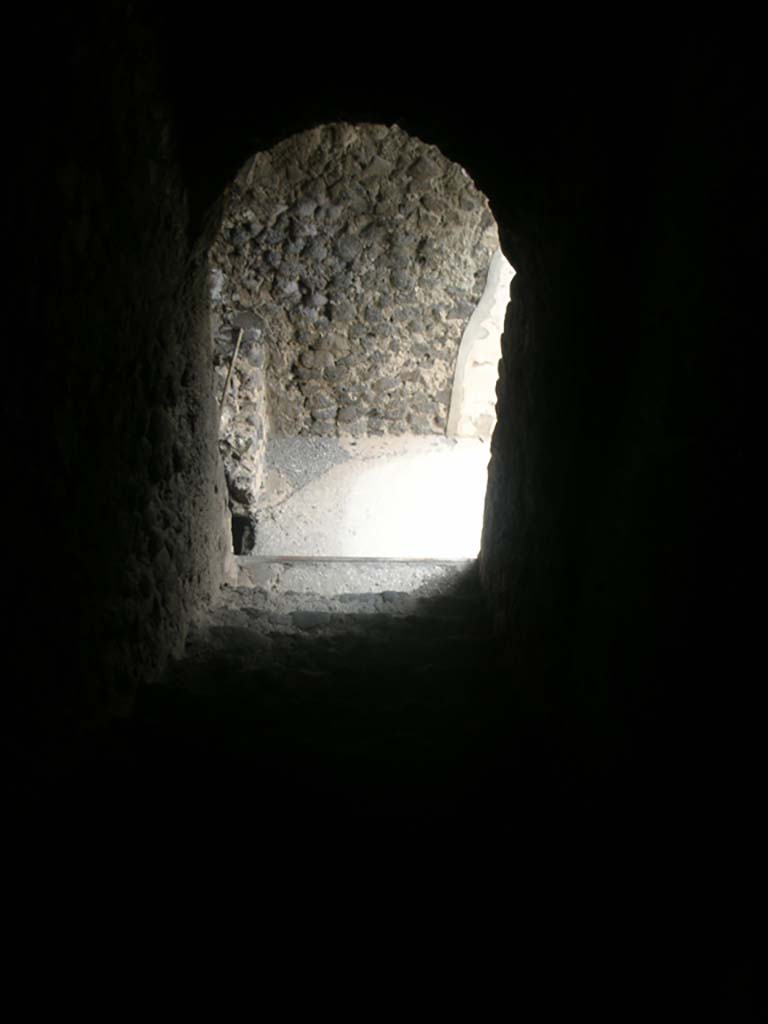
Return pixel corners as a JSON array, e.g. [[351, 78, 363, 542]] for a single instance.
[[210, 123, 513, 564]]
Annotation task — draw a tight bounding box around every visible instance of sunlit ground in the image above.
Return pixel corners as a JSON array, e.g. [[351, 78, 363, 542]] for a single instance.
[[254, 436, 492, 558]]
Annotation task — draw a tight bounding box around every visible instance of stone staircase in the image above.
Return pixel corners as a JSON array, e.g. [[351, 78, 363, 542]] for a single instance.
[[164, 557, 493, 704], [143, 557, 508, 819]]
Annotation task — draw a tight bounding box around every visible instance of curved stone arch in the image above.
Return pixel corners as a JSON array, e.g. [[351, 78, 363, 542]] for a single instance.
[[193, 108, 530, 278]]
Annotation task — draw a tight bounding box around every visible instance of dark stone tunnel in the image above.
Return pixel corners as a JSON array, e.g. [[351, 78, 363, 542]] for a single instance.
[[2, 4, 762, 1015]]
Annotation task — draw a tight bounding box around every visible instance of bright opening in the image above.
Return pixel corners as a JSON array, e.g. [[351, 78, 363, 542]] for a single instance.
[[210, 123, 514, 568]]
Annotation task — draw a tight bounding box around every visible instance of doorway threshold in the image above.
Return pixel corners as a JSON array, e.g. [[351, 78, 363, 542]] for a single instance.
[[234, 555, 477, 597]]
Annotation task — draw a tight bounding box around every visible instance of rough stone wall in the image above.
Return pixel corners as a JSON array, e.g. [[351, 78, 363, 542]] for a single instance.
[[479, 40, 763, 764], [209, 123, 497, 515], [6, 4, 232, 725]]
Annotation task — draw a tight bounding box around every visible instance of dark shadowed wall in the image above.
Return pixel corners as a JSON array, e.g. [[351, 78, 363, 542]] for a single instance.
[[5, 4, 232, 729]]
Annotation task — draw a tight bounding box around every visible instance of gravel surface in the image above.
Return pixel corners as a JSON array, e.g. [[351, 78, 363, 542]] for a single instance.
[[265, 437, 351, 491]]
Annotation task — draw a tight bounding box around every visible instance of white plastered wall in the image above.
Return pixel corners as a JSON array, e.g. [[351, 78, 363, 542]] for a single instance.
[[447, 248, 515, 439]]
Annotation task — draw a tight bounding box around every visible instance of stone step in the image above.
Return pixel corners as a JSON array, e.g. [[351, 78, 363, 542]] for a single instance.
[[179, 558, 491, 679], [172, 611, 493, 696], [234, 555, 478, 597], [213, 583, 486, 622], [190, 602, 488, 643]]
